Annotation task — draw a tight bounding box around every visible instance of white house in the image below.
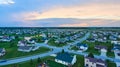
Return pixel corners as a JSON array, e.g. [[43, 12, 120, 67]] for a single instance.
[[24, 37, 31, 41], [111, 41, 120, 45], [112, 44, 120, 53], [76, 43, 88, 51], [55, 53, 76, 66], [18, 46, 39, 52], [85, 57, 107, 67], [18, 46, 33, 52], [0, 48, 6, 56], [17, 40, 27, 46], [95, 45, 108, 52]]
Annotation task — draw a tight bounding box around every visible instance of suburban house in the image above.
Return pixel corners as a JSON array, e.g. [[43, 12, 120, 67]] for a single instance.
[[95, 45, 108, 52], [86, 38, 95, 42], [109, 36, 117, 41], [112, 44, 120, 53], [55, 53, 76, 66], [24, 37, 36, 44], [85, 57, 107, 67], [55, 38, 66, 44], [28, 38, 36, 44], [0, 48, 6, 56], [18, 46, 39, 52], [0, 36, 12, 42], [76, 43, 88, 51], [97, 38, 107, 43], [17, 40, 27, 46], [24, 37, 32, 41], [111, 41, 120, 45]]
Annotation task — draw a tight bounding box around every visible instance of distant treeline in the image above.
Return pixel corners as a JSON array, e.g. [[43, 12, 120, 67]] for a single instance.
[[0, 27, 120, 30]]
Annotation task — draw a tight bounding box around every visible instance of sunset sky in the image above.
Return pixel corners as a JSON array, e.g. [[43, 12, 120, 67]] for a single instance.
[[0, 0, 120, 27]]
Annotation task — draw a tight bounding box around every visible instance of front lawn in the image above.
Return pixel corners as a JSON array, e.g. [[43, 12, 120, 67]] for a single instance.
[[1, 56, 55, 67], [73, 55, 84, 67], [70, 46, 79, 51], [0, 38, 50, 59], [95, 41, 115, 58], [82, 41, 100, 55], [48, 39, 67, 47], [106, 60, 116, 67], [1, 47, 50, 59], [107, 51, 115, 58]]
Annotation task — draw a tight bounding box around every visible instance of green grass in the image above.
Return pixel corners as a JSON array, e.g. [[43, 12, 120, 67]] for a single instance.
[[0, 38, 50, 59], [73, 55, 84, 67], [1, 56, 55, 67], [95, 41, 115, 58], [48, 39, 67, 47], [82, 41, 100, 55], [70, 46, 79, 51], [106, 60, 116, 67], [107, 51, 115, 58], [1, 47, 50, 59], [34, 36, 45, 43], [82, 41, 115, 57]]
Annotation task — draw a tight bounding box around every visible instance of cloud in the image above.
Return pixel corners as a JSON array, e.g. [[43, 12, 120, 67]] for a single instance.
[[59, 19, 120, 27], [10, 0, 120, 27], [0, 0, 15, 5], [13, 2, 120, 21]]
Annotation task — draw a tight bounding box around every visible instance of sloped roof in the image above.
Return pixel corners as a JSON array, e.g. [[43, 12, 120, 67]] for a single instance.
[[55, 53, 73, 63]]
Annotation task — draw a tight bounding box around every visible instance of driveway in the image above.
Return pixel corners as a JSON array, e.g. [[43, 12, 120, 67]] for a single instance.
[[115, 52, 120, 59], [116, 62, 120, 67], [100, 51, 107, 57]]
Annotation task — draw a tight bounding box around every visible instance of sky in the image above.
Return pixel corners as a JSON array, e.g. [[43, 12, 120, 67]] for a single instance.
[[0, 0, 120, 27]]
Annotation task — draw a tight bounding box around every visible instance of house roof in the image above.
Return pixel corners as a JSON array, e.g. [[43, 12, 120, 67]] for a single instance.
[[96, 64, 106, 67], [77, 43, 88, 47], [55, 53, 73, 63], [95, 45, 107, 50], [85, 57, 107, 65], [18, 46, 32, 50], [0, 48, 4, 53], [86, 57, 97, 63]]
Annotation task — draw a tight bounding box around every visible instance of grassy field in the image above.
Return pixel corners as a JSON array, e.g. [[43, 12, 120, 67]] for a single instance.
[[73, 55, 84, 67], [70, 46, 79, 51], [1, 46, 50, 59], [1, 56, 55, 67], [48, 38, 67, 47], [82, 41, 101, 55], [82, 41, 115, 57], [106, 60, 116, 67], [0, 40, 50, 59], [95, 41, 115, 58]]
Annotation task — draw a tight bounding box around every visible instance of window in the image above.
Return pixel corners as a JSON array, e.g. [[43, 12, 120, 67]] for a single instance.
[[86, 64, 88, 66]]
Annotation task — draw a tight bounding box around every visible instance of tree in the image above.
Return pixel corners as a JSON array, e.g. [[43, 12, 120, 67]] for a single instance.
[[30, 59, 33, 65], [62, 49, 65, 53], [37, 57, 42, 63], [88, 53, 94, 58], [12, 64, 18, 67]]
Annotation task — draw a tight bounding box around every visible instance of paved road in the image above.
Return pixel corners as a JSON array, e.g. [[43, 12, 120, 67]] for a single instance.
[[0, 32, 120, 66], [0, 48, 61, 66]]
